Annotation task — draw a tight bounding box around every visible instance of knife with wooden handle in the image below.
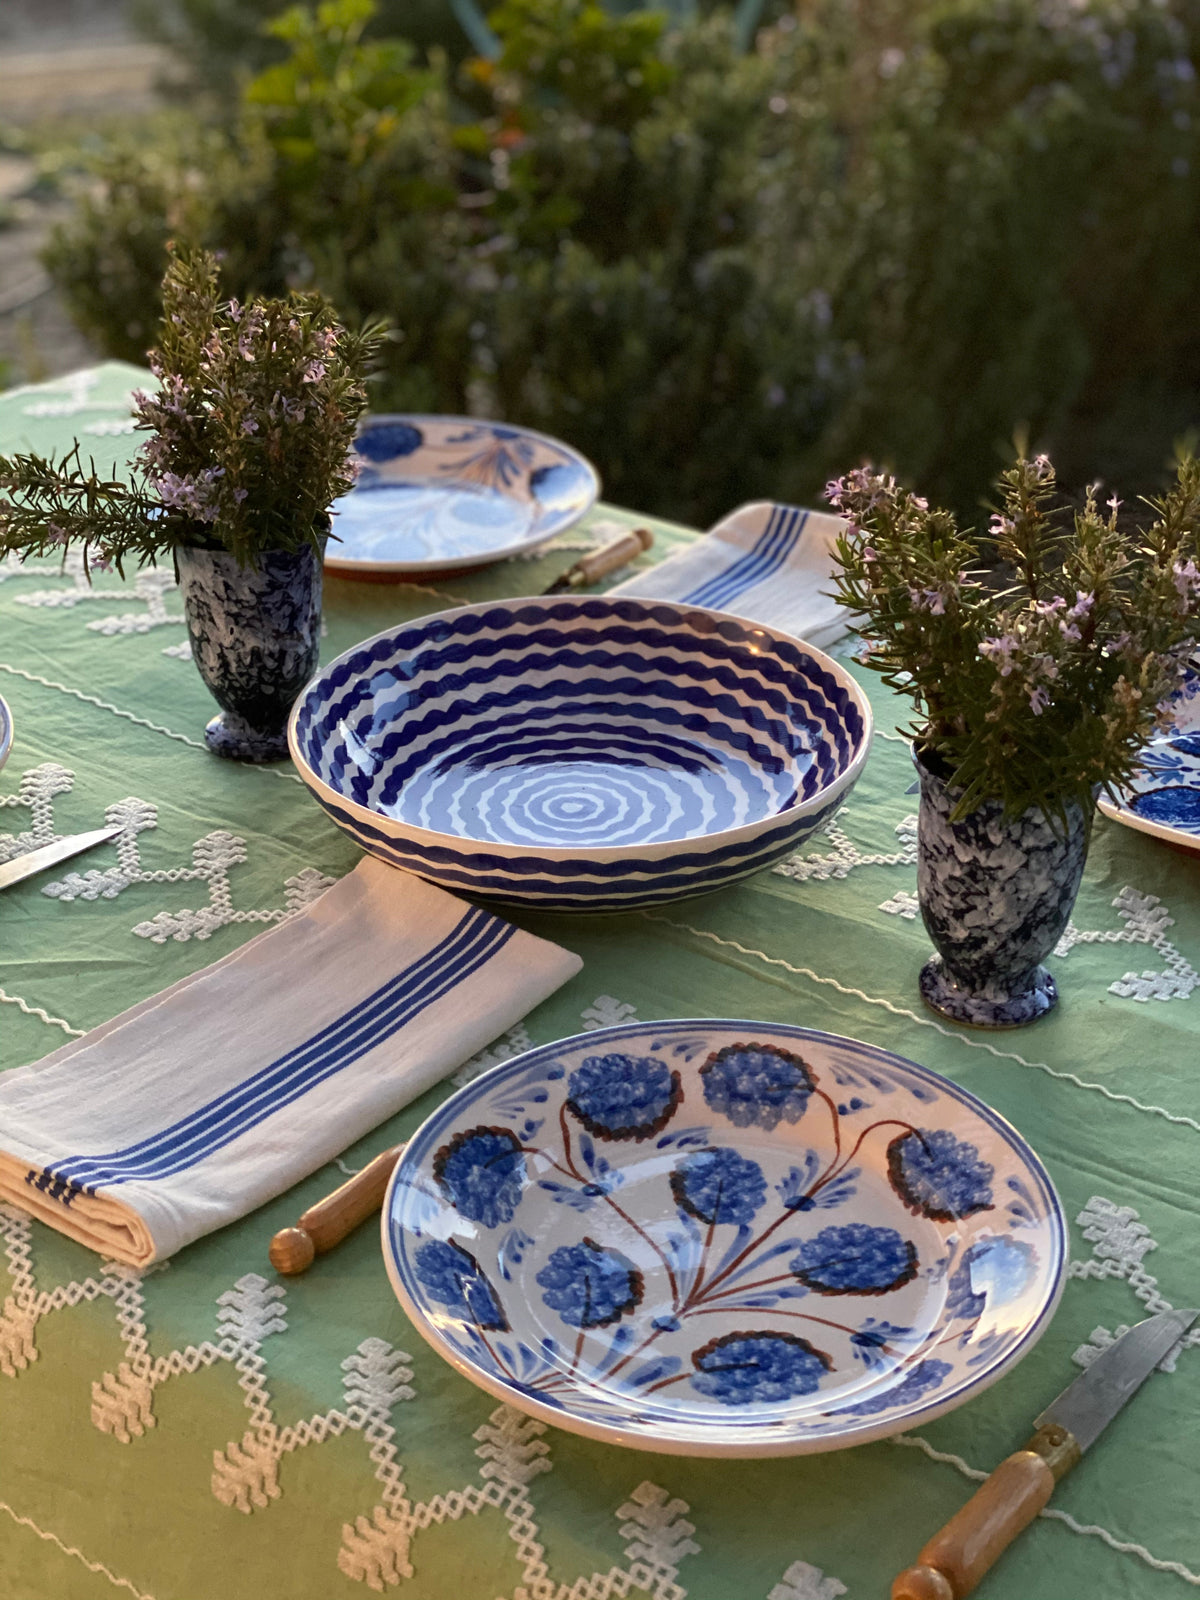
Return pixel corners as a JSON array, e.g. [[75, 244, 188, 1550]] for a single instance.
[[268, 1143, 406, 1274], [892, 1307, 1197, 1599], [543, 526, 653, 593]]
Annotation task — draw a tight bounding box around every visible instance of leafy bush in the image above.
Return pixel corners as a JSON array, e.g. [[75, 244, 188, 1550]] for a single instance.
[[42, 0, 1200, 526]]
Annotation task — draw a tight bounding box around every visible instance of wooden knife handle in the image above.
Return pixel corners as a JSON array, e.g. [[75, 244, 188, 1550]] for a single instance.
[[269, 1144, 404, 1274], [891, 1450, 1055, 1599], [572, 527, 652, 584]]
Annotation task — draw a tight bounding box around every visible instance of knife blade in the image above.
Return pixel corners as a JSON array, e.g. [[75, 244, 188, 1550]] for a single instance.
[[0, 825, 123, 892], [891, 1308, 1198, 1600]]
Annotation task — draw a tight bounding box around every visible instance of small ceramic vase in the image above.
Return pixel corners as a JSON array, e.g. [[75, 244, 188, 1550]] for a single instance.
[[176, 539, 324, 762], [915, 750, 1093, 1028]]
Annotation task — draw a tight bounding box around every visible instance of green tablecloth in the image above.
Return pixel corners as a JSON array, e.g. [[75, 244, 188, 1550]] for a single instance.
[[1, 363, 1198, 1600]]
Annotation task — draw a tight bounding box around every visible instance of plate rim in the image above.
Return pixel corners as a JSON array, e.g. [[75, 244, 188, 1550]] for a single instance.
[[1098, 790, 1200, 850], [325, 411, 601, 574], [0, 694, 10, 773], [381, 1018, 1068, 1458], [1098, 665, 1200, 851], [287, 595, 874, 863]]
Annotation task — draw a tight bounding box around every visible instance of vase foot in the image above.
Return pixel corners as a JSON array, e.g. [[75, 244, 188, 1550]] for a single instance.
[[204, 711, 289, 763], [918, 956, 1058, 1029]]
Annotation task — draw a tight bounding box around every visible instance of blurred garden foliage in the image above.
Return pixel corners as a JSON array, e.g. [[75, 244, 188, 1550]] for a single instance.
[[42, 0, 1200, 526]]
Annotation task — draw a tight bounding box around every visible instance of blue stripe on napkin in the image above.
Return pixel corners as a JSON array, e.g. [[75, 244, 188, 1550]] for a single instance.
[[678, 506, 809, 611], [37, 905, 514, 1198]]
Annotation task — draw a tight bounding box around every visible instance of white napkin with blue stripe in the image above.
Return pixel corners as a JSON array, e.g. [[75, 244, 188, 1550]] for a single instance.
[[611, 500, 849, 647], [0, 860, 581, 1265]]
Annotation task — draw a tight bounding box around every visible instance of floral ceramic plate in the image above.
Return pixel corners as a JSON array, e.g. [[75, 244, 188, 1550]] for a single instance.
[[325, 414, 599, 576], [1098, 663, 1200, 850], [0, 695, 11, 773], [383, 1020, 1066, 1457]]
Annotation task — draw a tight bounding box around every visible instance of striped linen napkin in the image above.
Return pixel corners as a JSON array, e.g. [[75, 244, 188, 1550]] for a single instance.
[[610, 500, 849, 647], [0, 859, 581, 1265]]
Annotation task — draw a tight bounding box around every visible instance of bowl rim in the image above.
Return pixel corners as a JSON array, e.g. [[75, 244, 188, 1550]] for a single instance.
[[287, 594, 873, 862]]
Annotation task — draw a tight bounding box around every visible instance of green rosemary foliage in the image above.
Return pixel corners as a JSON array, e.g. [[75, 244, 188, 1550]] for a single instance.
[[828, 453, 1200, 821], [0, 245, 382, 575]]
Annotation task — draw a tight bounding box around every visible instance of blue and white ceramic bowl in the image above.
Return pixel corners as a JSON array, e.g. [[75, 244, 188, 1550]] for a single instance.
[[383, 1020, 1067, 1457], [1099, 661, 1200, 850], [0, 695, 11, 773], [326, 415, 600, 575], [288, 596, 872, 910]]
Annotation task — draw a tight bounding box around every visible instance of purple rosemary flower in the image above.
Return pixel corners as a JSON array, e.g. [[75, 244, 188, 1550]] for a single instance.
[[978, 634, 1020, 676], [1029, 685, 1051, 715]]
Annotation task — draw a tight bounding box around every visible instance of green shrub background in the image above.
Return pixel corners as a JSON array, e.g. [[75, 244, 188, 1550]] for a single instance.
[[42, 0, 1200, 526]]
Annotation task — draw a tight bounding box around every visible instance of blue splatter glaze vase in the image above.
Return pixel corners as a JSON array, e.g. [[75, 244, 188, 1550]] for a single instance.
[[176, 537, 324, 762], [915, 750, 1093, 1028]]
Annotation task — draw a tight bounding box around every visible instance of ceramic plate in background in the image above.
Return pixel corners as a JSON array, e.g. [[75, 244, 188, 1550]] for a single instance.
[[325, 415, 600, 576], [0, 695, 10, 773], [383, 1020, 1066, 1457], [1099, 662, 1200, 849]]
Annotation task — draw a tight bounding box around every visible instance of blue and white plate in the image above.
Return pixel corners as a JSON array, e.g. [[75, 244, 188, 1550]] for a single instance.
[[0, 695, 11, 773], [325, 415, 600, 575], [383, 1020, 1066, 1457], [288, 596, 871, 910], [1099, 663, 1200, 849]]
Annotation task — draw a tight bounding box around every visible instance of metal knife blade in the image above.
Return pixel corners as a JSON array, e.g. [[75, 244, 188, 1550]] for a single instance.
[[1034, 1307, 1198, 1452], [0, 825, 123, 892]]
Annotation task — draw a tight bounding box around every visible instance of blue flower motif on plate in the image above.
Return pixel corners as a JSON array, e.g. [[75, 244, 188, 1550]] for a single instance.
[[840, 1358, 952, 1416], [413, 1240, 508, 1330], [566, 1053, 683, 1141], [947, 1236, 1036, 1321], [789, 1223, 919, 1296], [536, 1237, 644, 1329], [850, 1319, 916, 1367], [888, 1129, 994, 1221], [699, 1043, 815, 1130], [355, 422, 424, 462], [690, 1330, 831, 1406], [669, 1147, 767, 1227], [432, 1125, 526, 1227], [1130, 786, 1200, 827]]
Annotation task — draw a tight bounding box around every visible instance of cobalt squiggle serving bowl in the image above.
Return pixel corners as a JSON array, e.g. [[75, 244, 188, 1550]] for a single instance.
[[382, 1020, 1067, 1456], [288, 596, 872, 910]]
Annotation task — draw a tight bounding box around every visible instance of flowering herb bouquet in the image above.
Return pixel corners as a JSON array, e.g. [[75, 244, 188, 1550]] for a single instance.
[[0, 246, 380, 575], [827, 452, 1200, 821]]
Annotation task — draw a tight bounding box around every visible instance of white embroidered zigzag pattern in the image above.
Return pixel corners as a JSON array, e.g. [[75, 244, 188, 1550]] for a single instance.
[[1068, 1196, 1200, 1371], [2, 547, 194, 662], [771, 810, 918, 883], [781, 806, 1199, 1006], [1, 762, 334, 942], [767, 1562, 847, 1600], [1055, 887, 1199, 1003]]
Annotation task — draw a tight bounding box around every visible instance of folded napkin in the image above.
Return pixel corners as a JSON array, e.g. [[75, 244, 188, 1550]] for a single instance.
[[611, 500, 849, 648], [0, 860, 581, 1265]]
